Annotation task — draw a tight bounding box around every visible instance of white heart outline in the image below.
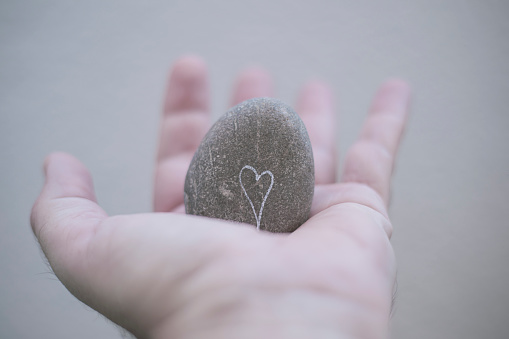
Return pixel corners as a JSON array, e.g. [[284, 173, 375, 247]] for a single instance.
[[239, 165, 274, 230]]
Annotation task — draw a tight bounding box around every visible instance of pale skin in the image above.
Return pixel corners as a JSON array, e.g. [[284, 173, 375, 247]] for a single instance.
[[31, 56, 411, 339]]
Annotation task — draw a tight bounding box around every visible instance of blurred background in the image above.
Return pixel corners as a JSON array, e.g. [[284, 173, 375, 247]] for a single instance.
[[1, 0, 508, 338]]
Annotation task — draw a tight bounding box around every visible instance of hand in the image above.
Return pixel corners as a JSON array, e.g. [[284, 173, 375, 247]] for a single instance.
[[31, 56, 410, 339]]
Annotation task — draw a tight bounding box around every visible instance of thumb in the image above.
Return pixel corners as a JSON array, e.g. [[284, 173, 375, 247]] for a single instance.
[[30, 152, 107, 279]]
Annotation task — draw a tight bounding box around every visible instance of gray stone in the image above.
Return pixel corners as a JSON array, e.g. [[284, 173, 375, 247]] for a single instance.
[[184, 98, 314, 233]]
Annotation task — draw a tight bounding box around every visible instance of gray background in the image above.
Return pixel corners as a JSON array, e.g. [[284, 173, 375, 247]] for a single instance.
[[1, 1, 508, 338]]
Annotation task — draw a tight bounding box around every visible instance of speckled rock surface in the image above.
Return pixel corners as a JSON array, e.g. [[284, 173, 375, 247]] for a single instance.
[[184, 98, 314, 233]]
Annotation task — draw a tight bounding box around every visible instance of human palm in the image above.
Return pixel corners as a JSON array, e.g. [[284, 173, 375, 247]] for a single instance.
[[31, 56, 410, 339]]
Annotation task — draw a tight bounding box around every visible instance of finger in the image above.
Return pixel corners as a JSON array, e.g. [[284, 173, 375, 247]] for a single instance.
[[230, 67, 273, 106], [296, 81, 337, 184], [30, 152, 107, 278], [158, 55, 210, 160], [310, 183, 388, 219], [155, 56, 210, 212], [341, 79, 411, 205]]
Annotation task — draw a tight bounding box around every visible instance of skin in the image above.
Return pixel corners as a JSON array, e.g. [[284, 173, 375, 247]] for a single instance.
[[31, 55, 411, 339]]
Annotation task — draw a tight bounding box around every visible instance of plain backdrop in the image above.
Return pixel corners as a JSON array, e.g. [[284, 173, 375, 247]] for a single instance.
[[1, 1, 508, 338]]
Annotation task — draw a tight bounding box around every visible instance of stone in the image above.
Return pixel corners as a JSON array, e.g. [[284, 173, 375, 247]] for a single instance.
[[184, 97, 314, 233]]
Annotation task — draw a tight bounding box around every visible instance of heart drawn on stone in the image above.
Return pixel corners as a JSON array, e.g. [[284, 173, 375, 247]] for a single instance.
[[239, 165, 274, 230]]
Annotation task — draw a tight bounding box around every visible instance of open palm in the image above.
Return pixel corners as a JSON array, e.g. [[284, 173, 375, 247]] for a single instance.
[[31, 56, 410, 339]]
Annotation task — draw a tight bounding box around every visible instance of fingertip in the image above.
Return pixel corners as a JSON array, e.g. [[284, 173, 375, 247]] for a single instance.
[[231, 67, 274, 105], [381, 78, 411, 96], [165, 55, 209, 113], [297, 80, 334, 113], [44, 151, 78, 170], [301, 79, 332, 95], [237, 67, 272, 84], [178, 54, 205, 65], [42, 152, 96, 201], [170, 55, 207, 79], [44, 151, 89, 177], [371, 78, 411, 116], [168, 55, 208, 88], [383, 77, 409, 86], [43, 152, 60, 174]]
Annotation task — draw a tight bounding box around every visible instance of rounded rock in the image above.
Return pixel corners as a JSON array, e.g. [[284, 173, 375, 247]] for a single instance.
[[184, 98, 314, 233]]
